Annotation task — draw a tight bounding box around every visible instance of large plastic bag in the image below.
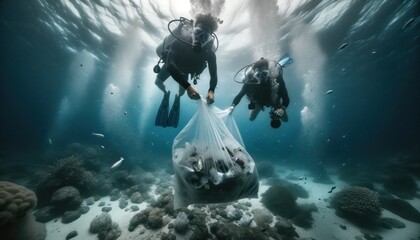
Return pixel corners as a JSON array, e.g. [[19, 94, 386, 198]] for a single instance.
[[173, 99, 259, 209]]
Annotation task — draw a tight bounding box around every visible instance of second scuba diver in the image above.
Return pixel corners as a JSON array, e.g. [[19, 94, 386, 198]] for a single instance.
[[228, 56, 292, 128]]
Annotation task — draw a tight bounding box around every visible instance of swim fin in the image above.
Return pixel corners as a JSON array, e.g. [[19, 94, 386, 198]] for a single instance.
[[155, 91, 170, 127], [167, 94, 180, 128], [278, 53, 294, 68]]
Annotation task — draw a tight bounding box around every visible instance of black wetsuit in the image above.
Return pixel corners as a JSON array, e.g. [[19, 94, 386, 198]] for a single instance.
[[232, 74, 289, 109], [163, 37, 218, 93]]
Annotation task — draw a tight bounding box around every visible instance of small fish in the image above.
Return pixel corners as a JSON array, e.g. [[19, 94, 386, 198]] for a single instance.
[[328, 186, 336, 193], [324, 90, 333, 95], [111, 157, 124, 169], [48, 138, 52, 145], [92, 132, 105, 138], [101, 145, 105, 149], [338, 43, 348, 51], [124, 111, 127, 115], [299, 176, 304, 180], [402, 18, 415, 31]]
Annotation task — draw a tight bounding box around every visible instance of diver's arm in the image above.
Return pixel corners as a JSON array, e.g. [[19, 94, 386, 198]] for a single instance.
[[278, 77, 290, 108], [167, 63, 191, 90], [207, 51, 218, 93], [231, 85, 247, 106]]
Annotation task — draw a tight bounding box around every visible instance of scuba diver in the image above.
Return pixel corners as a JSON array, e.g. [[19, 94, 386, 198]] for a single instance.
[[153, 14, 220, 128], [228, 55, 293, 128]]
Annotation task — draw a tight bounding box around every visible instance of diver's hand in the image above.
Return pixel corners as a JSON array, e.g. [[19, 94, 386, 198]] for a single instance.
[[227, 105, 235, 114], [186, 86, 200, 100], [206, 91, 214, 104], [274, 107, 285, 117]]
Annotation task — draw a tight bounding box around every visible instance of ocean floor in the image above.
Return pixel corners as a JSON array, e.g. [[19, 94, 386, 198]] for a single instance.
[[41, 167, 420, 240]]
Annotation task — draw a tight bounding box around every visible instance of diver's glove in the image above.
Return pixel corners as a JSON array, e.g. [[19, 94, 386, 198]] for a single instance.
[[206, 91, 214, 104], [186, 85, 200, 100], [273, 106, 286, 117]]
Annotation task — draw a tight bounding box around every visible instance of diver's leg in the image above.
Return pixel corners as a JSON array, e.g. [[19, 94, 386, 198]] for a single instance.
[[249, 105, 262, 121], [155, 63, 170, 93]]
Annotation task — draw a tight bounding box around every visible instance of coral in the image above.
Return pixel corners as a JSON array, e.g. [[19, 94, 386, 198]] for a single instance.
[[331, 186, 381, 226], [173, 212, 189, 234], [128, 207, 165, 230], [97, 222, 121, 240], [36, 156, 97, 206], [151, 191, 174, 216], [261, 185, 298, 218], [291, 203, 318, 229], [90, 213, 112, 233], [225, 205, 243, 221], [251, 208, 273, 227], [147, 208, 164, 229], [267, 178, 309, 198], [274, 217, 299, 240], [238, 214, 253, 227], [128, 208, 151, 231], [89, 213, 121, 240], [161, 232, 176, 240], [0, 181, 37, 226], [130, 192, 142, 203]]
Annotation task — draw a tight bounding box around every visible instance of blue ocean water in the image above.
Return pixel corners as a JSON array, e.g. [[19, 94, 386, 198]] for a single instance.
[[0, 1, 419, 239]]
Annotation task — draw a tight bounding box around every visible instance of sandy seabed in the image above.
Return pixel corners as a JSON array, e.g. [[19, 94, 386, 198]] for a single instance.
[[44, 168, 420, 240]]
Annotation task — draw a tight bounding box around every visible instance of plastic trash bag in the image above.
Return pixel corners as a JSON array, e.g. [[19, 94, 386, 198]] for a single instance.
[[173, 99, 259, 209]]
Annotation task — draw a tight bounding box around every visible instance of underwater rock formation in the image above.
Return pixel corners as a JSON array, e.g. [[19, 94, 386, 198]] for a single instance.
[[209, 221, 268, 240], [331, 186, 382, 226], [50, 186, 82, 212], [35, 156, 99, 206], [173, 211, 189, 234], [89, 212, 121, 240], [129, 207, 166, 231]]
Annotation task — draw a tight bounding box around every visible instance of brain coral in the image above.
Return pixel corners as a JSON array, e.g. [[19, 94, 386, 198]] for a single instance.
[[331, 186, 381, 223], [0, 181, 37, 226]]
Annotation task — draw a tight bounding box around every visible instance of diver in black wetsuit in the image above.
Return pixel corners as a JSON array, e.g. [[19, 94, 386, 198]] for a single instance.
[[154, 14, 219, 128], [228, 58, 290, 128]]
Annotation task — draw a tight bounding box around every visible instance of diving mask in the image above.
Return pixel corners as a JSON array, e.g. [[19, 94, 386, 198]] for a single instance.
[[192, 26, 213, 51], [252, 69, 269, 83]]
